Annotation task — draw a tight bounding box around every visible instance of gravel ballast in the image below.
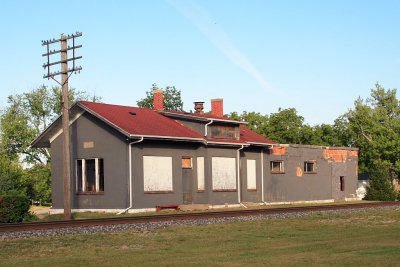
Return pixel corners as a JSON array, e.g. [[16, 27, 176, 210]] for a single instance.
[[2, 206, 399, 240]]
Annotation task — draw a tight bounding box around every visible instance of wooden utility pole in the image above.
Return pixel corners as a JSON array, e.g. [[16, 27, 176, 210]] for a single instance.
[[42, 32, 82, 220], [60, 35, 71, 220]]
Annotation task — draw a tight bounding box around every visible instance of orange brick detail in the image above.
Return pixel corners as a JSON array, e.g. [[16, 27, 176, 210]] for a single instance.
[[323, 149, 358, 162], [348, 150, 358, 157], [153, 89, 164, 110], [211, 99, 223, 117], [271, 147, 287, 155]]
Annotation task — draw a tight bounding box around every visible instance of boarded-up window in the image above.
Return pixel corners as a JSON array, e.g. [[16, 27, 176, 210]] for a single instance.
[[143, 156, 173, 192], [197, 157, 205, 191], [247, 159, 256, 190], [182, 157, 192, 168], [212, 157, 236, 190]]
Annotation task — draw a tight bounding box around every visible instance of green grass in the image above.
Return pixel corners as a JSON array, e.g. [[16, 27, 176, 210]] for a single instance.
[[1, 208, 400, 266]]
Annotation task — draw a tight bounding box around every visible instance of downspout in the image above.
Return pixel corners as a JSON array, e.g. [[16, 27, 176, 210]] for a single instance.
[[237, 145, 247, 208], [118, 137, 144, 214], [204, 120, 213, 137], [261, 148, 268, 205]]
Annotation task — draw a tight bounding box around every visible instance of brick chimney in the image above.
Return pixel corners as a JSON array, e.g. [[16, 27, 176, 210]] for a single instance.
[[194, 102, 205, 114], [153, 88, 164, 110], [211, 98, 223, 117]]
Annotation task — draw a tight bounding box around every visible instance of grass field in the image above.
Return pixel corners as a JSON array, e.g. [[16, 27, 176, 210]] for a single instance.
[[1, 208, 400, 266]]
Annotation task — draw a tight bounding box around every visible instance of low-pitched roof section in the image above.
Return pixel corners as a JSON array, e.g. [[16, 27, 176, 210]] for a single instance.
[[32, 101, 274, 148]]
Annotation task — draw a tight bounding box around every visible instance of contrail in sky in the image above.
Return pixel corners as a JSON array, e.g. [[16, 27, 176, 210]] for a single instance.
[[168, 0, 275, 93]]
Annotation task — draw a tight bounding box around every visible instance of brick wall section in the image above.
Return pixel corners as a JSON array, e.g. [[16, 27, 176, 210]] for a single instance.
[[271, 146, 287, 155], [153, 89, 164, 110], [211, 98, 223, 117], [323, 149, 358, 162]]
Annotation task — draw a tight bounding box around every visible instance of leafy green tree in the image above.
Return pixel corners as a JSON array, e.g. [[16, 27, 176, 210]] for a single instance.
[[345, 83, 400, 176], [0, 85, 101, 202], [0, 153, 25, 194], [265, 108, 305, 144], [137, 84, 184, 111], [22, 164, 51, 204], [364, 160, 397, 201], [0, 85, 101, 164], [229, 111, 268, 135]]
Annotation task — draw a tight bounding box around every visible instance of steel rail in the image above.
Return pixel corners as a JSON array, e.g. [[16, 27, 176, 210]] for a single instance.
[[1, 202, 399, 233]]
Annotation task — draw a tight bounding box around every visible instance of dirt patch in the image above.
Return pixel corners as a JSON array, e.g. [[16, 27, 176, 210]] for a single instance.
[[30, 206, 50, 219]]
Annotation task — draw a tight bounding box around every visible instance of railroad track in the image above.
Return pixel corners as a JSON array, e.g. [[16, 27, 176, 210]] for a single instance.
[[1, 202, 399, 233]]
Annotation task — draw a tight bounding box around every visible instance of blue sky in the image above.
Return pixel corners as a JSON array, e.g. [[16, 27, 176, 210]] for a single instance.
[[1, 0, 399, 125]]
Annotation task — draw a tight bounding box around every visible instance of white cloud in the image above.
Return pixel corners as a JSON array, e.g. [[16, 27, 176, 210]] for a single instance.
[[168, 0, 275, 93]]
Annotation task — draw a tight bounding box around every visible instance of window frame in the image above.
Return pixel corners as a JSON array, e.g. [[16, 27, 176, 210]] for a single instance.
[[270, 160, 284, 174], [181, 157, 193, 169], [304, 161, 317, 174], [76, 158, 104, 194]]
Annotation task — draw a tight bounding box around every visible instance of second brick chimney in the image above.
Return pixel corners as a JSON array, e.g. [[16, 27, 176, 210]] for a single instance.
[[211, 98, 223, 117], [153, 88, 164, 110]]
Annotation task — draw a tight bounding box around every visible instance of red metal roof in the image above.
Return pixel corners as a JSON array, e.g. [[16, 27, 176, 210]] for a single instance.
[[78, 101, 273, 146]]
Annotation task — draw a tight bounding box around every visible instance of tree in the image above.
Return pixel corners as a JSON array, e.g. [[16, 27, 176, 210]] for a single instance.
[[137, 84, 184, 111], [0, 153, 25, 194], [0, 85, 101, 165], [364, 160, 397, 201], [228, 111, 268, 135], [265, 108, 305, 144], [345, 83, 400, 176], [0, 85, 101, 203]]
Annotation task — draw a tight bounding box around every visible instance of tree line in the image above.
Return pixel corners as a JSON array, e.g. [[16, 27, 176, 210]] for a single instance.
[[0, 82, 398, 205]]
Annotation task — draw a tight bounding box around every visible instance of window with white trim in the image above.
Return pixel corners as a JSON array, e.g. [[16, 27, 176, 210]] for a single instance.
[[76, 158, 104, 193], [304, 161, 316, 173], [270, 161, 284, 173]]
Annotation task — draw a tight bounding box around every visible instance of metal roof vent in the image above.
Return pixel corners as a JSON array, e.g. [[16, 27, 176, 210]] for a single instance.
[[129, 111, 136, 116]]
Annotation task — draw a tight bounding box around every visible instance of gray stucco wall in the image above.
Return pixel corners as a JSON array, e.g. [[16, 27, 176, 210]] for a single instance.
[[265, 146, 332, 202], [51, 112, 129, 209], [263, 146, 358, 202]]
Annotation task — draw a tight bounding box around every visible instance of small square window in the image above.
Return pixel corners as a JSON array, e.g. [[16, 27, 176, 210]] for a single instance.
[[271, 161, 284, 173], [182, 157, 192, 169], [304, 161, 316, 173]]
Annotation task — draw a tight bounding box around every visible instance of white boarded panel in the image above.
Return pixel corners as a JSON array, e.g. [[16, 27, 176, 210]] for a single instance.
[[197, 157, 205, 190], [247, 159, 257, 190], [143, 156, 173, 192], [212, 157, 236, 190]]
